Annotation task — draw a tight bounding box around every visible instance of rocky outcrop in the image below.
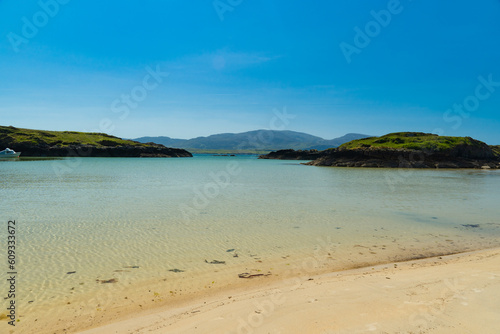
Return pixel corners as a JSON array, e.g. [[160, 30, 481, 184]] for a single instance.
[[306, 146, 500, 169], [258, 149, 325, 160], [260, 136, 500, 169], [0, 126, 192, 157], [3, 141, 192, 157], [0, 143, 192, 158], [491, 145, 500, 157]]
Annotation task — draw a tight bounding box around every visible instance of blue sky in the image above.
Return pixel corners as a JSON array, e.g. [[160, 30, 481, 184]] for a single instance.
[[1, 0, 499, 143]]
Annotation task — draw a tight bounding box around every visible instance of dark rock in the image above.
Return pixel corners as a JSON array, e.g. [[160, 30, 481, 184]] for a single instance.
[[4, 142, 192, 158], [238, 271, 271, 278], [97, 140, 121, 147], [205, 259, 226, 264], [305, 146, 499, 169], [259, 149, 326, 160], [98, 278, 118, 284]]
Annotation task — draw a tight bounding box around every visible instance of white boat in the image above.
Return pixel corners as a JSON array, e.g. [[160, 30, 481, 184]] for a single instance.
[[0, 148, 21, 158]]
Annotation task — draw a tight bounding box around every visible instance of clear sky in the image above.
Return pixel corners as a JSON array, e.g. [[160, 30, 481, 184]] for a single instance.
[[1, 0, 499, 143]]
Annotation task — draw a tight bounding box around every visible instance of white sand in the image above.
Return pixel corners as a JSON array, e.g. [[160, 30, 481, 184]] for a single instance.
[[76, 248, 500, 334]]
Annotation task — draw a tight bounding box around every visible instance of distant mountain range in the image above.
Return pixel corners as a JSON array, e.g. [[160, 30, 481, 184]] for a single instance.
[[133, 130, 372, 152]]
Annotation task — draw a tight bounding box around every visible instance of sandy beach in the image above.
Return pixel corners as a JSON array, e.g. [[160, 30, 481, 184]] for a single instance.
[[4, 0, 500, 333], [70, 247, 500, 334]]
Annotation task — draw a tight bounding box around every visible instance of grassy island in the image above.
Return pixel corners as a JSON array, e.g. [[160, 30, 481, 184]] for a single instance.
[[0, 126, 192, 157]]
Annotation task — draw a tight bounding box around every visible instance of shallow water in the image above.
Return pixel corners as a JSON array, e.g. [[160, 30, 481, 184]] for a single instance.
[[1, 155, 499, 323]]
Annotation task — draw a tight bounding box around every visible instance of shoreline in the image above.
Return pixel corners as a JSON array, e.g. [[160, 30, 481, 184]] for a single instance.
[[6, 221, 500, 334], [67, 247, 500, 333]]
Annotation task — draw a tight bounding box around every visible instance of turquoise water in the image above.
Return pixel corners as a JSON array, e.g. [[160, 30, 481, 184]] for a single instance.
[[1, 155, 500, 322]]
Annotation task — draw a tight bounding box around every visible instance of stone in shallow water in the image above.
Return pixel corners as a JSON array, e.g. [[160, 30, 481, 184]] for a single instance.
[[205, 259, 226, 264], [238, 271, 271, 279], [98, 278, 118, 284]]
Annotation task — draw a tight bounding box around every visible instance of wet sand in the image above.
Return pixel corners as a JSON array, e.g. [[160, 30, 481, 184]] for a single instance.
[[65, 247, 500, 334]]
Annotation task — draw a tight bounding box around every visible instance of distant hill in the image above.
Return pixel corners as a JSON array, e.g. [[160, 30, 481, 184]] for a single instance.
[[305, 133, 374, 151], [134, 130, 371, 153], [133, 136, 186, 148]]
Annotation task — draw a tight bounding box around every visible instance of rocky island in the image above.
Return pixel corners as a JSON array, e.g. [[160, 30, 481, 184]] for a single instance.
[[0, 126, 192, 157], [260, 132, 500, 169]]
